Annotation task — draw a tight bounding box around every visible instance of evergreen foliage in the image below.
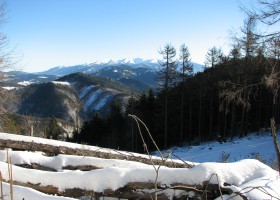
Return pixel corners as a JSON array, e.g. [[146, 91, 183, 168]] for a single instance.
[[46, 116, 62, 139]]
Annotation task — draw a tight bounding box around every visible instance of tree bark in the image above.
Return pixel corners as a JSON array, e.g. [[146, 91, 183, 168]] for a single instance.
[[270, 118, 280, 174]]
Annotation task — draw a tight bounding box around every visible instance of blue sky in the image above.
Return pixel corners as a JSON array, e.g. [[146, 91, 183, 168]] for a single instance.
[[4, 0, 249, 72]]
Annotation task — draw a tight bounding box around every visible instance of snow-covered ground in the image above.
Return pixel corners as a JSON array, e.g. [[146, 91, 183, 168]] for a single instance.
[[0, 132, 279, 199], [163, 131, 280, 167]]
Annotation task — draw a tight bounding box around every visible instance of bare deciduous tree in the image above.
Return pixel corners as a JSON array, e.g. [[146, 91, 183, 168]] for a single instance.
[[179, 44, 193, 144], [254, 0, 280, 26], [157, 44, 177, 148], [0, 0, 20, 130], [204, 46, 223, 68]]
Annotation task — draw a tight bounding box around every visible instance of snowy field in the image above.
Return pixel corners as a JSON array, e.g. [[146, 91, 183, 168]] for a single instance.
[[0, 132, 279, 199], [163, 131, 280, 167]]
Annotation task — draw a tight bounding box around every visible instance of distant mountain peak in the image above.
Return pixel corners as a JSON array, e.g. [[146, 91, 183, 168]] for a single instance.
[[92, 57, 159, 66], [35, 58, 203, 77]]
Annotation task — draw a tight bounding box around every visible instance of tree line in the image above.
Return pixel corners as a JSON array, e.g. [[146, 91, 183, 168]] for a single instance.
[[70, 44, 279, 152]]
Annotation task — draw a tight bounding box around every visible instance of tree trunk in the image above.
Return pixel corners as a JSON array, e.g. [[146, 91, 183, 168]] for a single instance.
[[164, 88, 168, 148], [189, 95, 192, 146], [230, 103, 236, 140], [270, 118, 280, 174], [209, 94, 213, 140], [198, 85, 202, 144], [0, 137, 191, 168], [180, 85, 185, 144], [257, 88, 262, 134], [240, 106, 245, 138]]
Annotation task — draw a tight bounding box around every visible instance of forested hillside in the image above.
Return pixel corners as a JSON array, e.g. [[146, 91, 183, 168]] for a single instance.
[[73, 16, 280, 152]]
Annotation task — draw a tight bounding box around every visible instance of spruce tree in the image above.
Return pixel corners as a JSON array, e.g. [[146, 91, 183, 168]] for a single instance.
[[46, 116, 62, 139]]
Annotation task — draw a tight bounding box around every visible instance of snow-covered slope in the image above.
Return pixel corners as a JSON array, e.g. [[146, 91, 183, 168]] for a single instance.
[[156, 131, 280, 169], [0, 132, 279, 199], [57, 73, 130, 117]]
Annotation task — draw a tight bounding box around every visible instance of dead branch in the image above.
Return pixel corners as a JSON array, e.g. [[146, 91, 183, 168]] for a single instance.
[[270, 118, 280, 173]]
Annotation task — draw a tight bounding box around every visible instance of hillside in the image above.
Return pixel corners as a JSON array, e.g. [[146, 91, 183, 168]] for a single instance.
[[57, 73, 131, 118], [16, 81, 80, 122], [0, 132, 279, 199], [0, 71, 58, 88]]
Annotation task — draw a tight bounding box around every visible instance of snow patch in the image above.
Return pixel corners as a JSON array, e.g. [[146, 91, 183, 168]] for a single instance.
[[79, 85, 96, 99], [18, 81, 33, 86], [94, 93, 112, 110], [83, 89, 103, 110], [51, 81, 71, 86], [2, 86, 18, 90]]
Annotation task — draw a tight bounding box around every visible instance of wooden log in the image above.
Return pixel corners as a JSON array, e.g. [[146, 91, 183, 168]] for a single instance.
[[0, 138, 192, 168], [16, 163, 100, 172], [62, 165, 100, 171], [4, 180, 233, 200], [16, 163, 57, 172]]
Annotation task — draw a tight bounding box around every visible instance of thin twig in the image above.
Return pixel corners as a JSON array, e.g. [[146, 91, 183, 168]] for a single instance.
[[9, 157, 13, 200], [0, 171, 3, 200], [202, 173, 223, 200], [227, 185, 280, 200], [128, 114, 159, 200]]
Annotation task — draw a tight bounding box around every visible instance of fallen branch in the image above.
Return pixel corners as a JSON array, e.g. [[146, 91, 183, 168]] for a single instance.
[[0, 137, 190, 168], [270, 117, 280, 174], [16, 163, 100, 172], [0, 179, 235, 200]]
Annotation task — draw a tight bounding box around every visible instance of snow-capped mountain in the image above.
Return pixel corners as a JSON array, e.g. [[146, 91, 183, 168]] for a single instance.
[[36, 58, 203, 77], [35, 58, 159, 77]]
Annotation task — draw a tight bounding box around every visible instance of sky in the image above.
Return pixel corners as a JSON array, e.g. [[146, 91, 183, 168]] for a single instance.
[[3, 0, 251, 72]]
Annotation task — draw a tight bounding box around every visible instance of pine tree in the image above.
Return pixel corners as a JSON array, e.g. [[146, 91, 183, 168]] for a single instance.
[[46, 116, 62, 139], [108, 100, 125, 149]]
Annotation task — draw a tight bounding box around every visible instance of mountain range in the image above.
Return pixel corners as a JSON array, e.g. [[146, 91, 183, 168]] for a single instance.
[[0, 58, 203, 128], [36, 58, 203, 77]]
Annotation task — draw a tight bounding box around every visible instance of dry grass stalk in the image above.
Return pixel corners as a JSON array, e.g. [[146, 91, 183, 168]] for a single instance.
[[128, 114, 176, 200], [228, 185, 280, 200], [128, 114, 161, 200], [6, 151, 13, 200], [0, 171, 3, 200]]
